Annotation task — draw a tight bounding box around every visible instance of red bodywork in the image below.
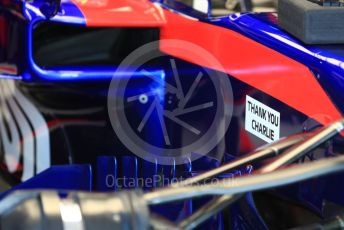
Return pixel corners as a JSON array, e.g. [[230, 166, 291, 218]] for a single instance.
[[72, 0, 166, 27]]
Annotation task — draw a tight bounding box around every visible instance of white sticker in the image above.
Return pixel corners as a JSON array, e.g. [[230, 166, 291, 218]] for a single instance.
[[245, 95, 280, 143], [193, 0, 209, 14]]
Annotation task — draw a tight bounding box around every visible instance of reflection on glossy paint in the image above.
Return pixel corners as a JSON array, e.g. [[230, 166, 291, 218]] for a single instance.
[[265, 32, 344, 70]]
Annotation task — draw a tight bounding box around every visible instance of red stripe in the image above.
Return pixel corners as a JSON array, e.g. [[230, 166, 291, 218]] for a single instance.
[[72, 0, 165, 27], [160, 10, 342, 125], [0, 65, 17, 75]]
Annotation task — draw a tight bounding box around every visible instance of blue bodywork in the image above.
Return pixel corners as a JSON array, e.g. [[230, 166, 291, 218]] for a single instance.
[[0, 0, 344, 229]]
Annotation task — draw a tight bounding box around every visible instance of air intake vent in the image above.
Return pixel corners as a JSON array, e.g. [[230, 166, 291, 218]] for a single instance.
[[33, 22, 159, 68]]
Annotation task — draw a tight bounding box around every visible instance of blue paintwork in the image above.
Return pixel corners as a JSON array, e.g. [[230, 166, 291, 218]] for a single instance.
[[96, 156, 118, 191], [0, 165, 92, 199], [122, 156, 139, 188], [142, 159, 161, 189], [24, 1, 86, 24]]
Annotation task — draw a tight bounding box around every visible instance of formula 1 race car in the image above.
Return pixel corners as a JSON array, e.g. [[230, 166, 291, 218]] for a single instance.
[[1, 0, 344, 229]]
